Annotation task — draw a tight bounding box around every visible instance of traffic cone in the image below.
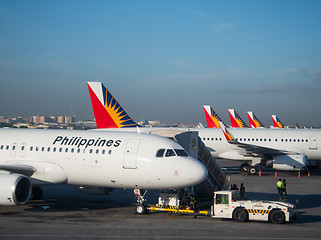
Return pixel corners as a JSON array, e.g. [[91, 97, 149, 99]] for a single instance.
[[228, 176, 231, 182], [259, 170, 261, 176], [298, 171, 301, 178], [308, 171, 310, 177], [274, 171, 277, 177]]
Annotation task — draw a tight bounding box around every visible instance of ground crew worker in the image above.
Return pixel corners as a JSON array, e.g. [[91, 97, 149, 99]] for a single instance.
[[282, 179, 287, 198], [277, 178, 283, 200], [184, 193, 191, 209], [240, 183, 245, 199]]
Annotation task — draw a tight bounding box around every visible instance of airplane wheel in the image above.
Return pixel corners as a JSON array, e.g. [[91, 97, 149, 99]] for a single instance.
[[241, 163, 249, 172], [270, 210, 285, 224], [233, 208, 248, 222], [136, 204, 146, 214], [30, 186, 43, 200], [248, 167, 258, 175]]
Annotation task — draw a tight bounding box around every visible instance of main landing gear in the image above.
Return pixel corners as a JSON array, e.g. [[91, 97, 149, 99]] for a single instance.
[[240, 163, 258, 175], [134, 189, 148, 214]]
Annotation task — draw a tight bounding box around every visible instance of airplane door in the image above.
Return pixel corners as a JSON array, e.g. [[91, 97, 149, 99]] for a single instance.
[[309, 136, 317, 150], [123, 139, 140, 169]]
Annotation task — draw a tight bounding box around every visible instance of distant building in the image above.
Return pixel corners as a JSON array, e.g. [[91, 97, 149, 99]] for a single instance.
[[57, 116, 64, 123]]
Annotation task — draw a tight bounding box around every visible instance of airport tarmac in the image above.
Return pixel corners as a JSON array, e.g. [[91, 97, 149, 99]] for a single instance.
[[1, 162, 321, 240]]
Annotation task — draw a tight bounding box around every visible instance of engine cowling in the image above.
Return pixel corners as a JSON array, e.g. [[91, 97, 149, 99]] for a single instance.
[[264, 154, 307, 171], [0, 173, 32, 205]]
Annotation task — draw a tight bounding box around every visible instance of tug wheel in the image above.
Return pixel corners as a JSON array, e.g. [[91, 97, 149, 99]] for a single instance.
[[270, 210, 285, 224], [233, 208, 248, 222]]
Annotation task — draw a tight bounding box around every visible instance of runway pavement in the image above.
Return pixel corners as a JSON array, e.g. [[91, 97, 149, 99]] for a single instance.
[[1, 164, 321, 240]]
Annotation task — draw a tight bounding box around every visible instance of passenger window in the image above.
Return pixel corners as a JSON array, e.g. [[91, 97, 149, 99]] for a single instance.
[[0, 145, 3, 150], [89, 149, 93, 154], [59, 148, 62, 152], [156, 149, 165, 157], [6, 145, 9, 150], [71, 148, 74, 153], [21, 146, 25, 151], [41, 147, 44, 151], [12, 146, 16, 150], [53, 147, 56, 152], [65, 148, 68, 153], [47, 147, 50, 152], [30, 146, 33, 151], [77, 149, 80, 153], [108, 150, 112, 154], [165, 149, 176, 157], [102, 149, 106, 154], [174, 149, 188, 157], [36, 147, 39, 151], [96, 149, 99, 154]]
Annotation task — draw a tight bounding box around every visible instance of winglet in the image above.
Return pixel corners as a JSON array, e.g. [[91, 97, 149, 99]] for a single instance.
[[219, 121, 234, 142], [87, 82, 138, 129], [271, 115, 284, 128], [203, 105, 224, 128], [247, 111, 264, 128], [228, 109, 248, 128]]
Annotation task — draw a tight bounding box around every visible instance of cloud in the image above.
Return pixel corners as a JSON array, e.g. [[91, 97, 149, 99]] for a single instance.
[[212, 22, 234, 32], [193, 10, 214, 21], [297, 67, 321, 81]]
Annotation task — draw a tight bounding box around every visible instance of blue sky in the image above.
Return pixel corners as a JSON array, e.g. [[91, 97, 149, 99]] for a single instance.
[[1, 0, 321, 127]]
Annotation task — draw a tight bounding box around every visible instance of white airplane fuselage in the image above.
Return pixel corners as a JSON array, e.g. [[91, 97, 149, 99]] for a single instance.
[[103, 127, 321, 171], [0, 128, 207, 205]]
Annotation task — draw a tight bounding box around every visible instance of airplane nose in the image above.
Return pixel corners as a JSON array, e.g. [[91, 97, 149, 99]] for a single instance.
[[189, 158, 208, 185]]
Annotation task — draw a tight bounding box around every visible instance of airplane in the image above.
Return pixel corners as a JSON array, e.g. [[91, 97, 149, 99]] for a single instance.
[[228, 109, 248, 128], [0, 128, 207, 209], [247, 111, 265, 128], [271, 115, 284, 128], [87, 82, 321, 175], [203, 105, 225, 128]]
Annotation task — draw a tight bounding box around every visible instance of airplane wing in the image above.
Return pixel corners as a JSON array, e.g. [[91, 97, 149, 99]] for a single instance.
[[0, 164, 36, 177], [219, 122, 299, 157]]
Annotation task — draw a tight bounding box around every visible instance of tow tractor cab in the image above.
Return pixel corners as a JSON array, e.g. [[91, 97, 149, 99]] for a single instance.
[[213, 190, 296, 224]]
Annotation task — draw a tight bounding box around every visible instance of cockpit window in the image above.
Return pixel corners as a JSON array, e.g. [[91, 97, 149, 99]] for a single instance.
[[165, 149, 176, 157], [174, 149, 188, 156], [156, 149, 165, 157]]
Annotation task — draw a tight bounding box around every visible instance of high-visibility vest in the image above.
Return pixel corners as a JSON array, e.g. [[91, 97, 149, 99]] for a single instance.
[[277, 181, 282, 188], [281, 182, 286, 189]]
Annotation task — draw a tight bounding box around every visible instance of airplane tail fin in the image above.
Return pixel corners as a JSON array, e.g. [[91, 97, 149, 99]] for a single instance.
[[247, 111, 264, 128], [219, 121, 234, 142], [271, 115, 284, 128], [203, 105, 224, 128], [228, 109, 248, 128], [87, 82, 138, 129]]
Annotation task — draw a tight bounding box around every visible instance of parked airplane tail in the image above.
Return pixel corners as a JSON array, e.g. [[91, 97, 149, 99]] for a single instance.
[[219, 122, 234, 142], [247, 111, 264, 128], [228, 109, 248, 128], [87, 82, 138, 128], [203, 105, 224, 128], [271, 115, 284, 128]]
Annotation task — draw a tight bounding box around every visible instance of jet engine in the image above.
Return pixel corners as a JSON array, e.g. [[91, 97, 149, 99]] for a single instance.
[[264, 154, 307, 171], [0, 173, 32, 205]]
